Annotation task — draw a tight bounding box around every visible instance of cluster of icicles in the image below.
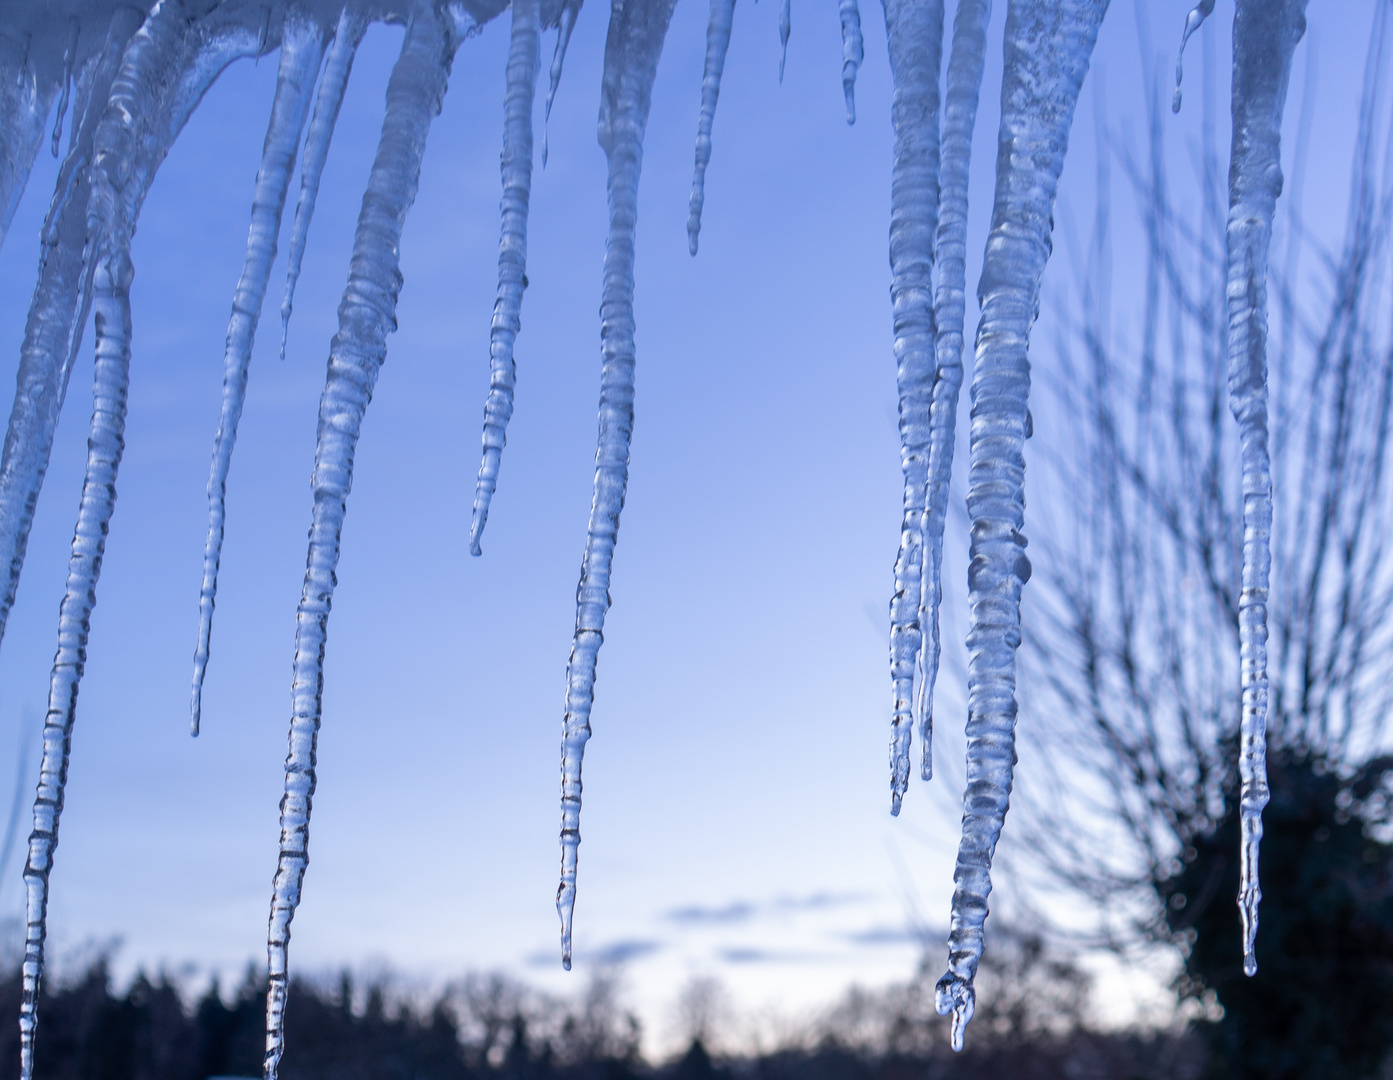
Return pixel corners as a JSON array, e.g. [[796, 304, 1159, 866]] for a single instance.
[[0, 0, 1305, 1072]]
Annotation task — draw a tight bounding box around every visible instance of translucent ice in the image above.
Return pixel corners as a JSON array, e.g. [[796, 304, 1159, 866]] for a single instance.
[[193, 14, 327, 736], [19, 6, 261, 1076], [915, 0, 990, 780], [884, 0, 943, 815], [280, 8, 369, 360], [262, 7, 459, 1076], [1225, 0, 1307, 979], [934, 0, 1108, 1050], [470, 0, 542, 554], [557, 0, 678, 971], [839, 0, 863, 124], [686, 0, 737, 255]]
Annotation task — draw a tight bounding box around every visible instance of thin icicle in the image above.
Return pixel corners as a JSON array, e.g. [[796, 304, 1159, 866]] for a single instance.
[[779, 0, 791, 82], [279, 7, 369, 361], [18, 2, 260, 1070], [1171, 0, 1214, 113], [192, 14, 326, 738], [1225, 0, 1306, 979], [264, 9, 457, 1076], [557, 0, 678, 971], [50, 19, 80, 159], [542, 0, 582, 166], [0, 7, 147, 679], [884, 0, 944, 816], [934, 0, 1107, 1051], [469, 0, 542, 555], [915, 0, 991, 783], [686, 0, 737, 255], [839, 0, 863, 124]]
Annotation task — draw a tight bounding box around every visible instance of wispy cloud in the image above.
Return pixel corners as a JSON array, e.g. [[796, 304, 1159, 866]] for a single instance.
[[665, 891, 866, 926], [524, 939, 663, 968], [716, 947, 828, 965], [840, 924, 926, 946]]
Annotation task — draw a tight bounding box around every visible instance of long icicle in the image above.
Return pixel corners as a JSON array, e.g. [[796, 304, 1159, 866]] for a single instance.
[[934, 0, 1108, 1051], [264, 9, 458, 1075], [0, 7, 146, 679], [686, 0, 737, 255], [542, 0, 582, 167], [18, 0, 239, 1068], [557, 0, 678, 971], [279, 7, 369, 360], [914, 0, 991, 782], [884, 0, 944, 816], [469, 0, 542, 555], [839, 0, 863, 124], [192, 13, 326, 737], [1225, 0, 1306, 979]]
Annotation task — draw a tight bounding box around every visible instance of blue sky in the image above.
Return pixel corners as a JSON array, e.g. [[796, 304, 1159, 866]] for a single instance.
[[0, 0, 1377, 1052]]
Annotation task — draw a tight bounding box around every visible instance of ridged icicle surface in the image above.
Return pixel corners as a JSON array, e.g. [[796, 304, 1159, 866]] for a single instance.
[[1224, 0, 1307, 979], [469, 0, 542, 554], [934, 0, 1107, 1053], [263, 7, 458, 1077], [19, 4, 260, 1077], [192, 13, 327, 736], [686, 0, 737, 256], [883, 0, 944, 815], [916, 0, 990, 781], [556, 0, 678, 971]]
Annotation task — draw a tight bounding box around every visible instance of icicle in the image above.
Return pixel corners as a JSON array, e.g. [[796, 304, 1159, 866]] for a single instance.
[[542, 0, 582, 166], [934, 0, 1107, 1051], [1226, 0, 1306, 980], [557, 0, 678, 972], [192, 14, 326, 738], [263, 9, 457, 1076], [1171, 0, 1214, 113], [50, 19, 81, 159], [0, 6, 145, 671], [686, 0, 737, 255], [279, 7, 369, 361], [884, 0, 944, 815], [468, 0, 542, 555], [0, 43, 59, 253], [13, 9, 258, 1074], [778, 0, 791, 82], [839, 0, 863, 124], [915, 0, 991, 783]]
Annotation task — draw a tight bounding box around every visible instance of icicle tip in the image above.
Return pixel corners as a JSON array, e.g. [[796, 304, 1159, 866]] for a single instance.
[[934, 973, 974, 1052]]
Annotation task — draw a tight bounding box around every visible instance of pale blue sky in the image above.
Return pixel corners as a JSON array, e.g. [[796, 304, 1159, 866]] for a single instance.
[[0, 0, 1376, 1050]]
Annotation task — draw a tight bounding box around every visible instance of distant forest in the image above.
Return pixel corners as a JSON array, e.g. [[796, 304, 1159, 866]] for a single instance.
[[0, 938, 1203, 1080]]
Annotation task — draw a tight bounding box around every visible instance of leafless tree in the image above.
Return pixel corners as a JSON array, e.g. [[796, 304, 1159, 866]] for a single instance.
[[1012, 7, 1393, 953]]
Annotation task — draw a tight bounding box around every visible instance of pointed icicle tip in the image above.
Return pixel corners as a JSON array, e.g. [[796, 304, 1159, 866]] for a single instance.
[[838, 0, 862, 124], [50, 18, 78, 158], [542, 1, 582, 168], [1172, 0, 1215, 113], [778, 0, 790, 83]]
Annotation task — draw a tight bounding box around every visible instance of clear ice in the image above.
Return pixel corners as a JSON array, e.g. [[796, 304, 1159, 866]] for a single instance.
[[839, 0, 863, 124], [193, 14, 327, 737], [0, 0, 1317, 1069], [557, 0, 678, 970], [470, 0, 542, 554], [884, 0, 943, 816], [934, 0, 1108, 1051], [1224, 0, 1306, 979], [280, 7, 370, 361], [18, 4, 261, 1077], [686, 0, 737, 255], [263, 6, 459, 1076], [915, 0, 989, 784], [542, 0, 583, 166]]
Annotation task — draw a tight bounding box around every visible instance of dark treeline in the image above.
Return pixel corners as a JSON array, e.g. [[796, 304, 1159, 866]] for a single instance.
[[0, 940, 1205, 1080]]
